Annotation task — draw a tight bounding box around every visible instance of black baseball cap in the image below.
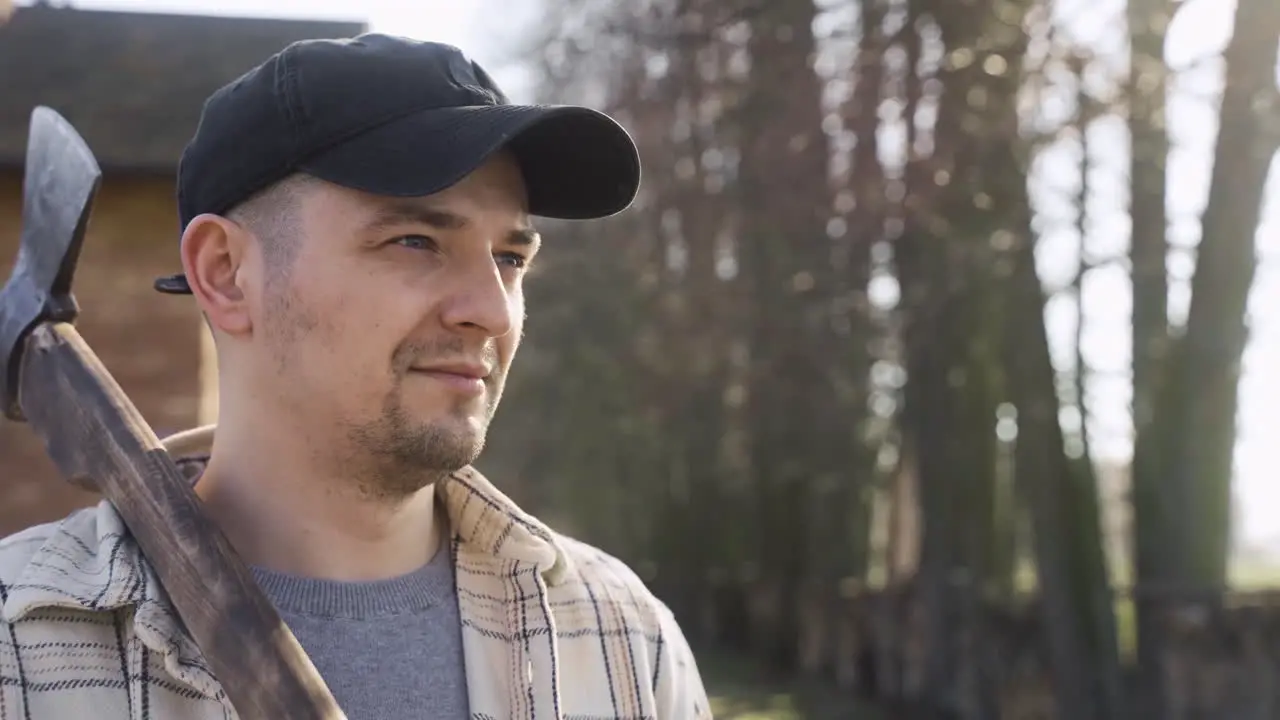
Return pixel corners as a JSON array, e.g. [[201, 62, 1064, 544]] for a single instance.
[[154, 33, 641, 294]]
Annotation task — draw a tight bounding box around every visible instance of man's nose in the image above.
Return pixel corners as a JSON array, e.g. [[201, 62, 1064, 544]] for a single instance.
[[438, 255, 517, 338]]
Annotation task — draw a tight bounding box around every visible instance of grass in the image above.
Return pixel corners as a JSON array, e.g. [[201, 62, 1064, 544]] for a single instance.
[[1229, 557, 1280, 589], [698, 648, 884, 720]]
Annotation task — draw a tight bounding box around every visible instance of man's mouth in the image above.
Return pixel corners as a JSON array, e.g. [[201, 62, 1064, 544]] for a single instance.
[[408, 362, 490, 395]]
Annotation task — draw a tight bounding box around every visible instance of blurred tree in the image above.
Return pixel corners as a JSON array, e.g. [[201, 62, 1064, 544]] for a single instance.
[[1132, 0, 1280, 713], [492, 0, 1280, 715]]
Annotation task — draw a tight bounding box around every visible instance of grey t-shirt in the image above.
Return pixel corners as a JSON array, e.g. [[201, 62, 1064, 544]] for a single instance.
[[252, 546, 469, 719]]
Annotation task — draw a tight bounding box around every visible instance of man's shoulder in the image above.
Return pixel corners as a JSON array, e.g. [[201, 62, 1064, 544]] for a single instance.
[[0, 518, 55, 581], [0, 501, 143, 622], [0, 507, 126, 710], [542, 530, 685, 652], [0, 505, 99, 588], [541, 531, 713, 717], [550, 532, 666, 610], [0, 506, 225, 719]]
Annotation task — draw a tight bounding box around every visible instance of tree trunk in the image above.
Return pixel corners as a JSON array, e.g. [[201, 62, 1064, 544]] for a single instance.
[[1125, 0, 1175, 713], [1159, 0, 1280, 592], [1004, 217, 1127, 720], [737, 0, 833, 671]]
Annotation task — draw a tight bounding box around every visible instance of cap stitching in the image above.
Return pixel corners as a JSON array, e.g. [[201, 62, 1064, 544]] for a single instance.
[[277, 46, 304, 152]]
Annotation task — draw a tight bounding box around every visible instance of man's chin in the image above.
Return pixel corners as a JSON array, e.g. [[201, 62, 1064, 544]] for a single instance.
[[416, 417, 488, 466]]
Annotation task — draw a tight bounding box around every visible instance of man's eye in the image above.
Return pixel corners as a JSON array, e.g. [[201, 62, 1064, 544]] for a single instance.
[[393, 235, 437, 251], [497, 252, 529, 270]]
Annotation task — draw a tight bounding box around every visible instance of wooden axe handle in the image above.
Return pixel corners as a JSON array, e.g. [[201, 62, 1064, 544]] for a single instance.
[[19, 322, 345, 719]]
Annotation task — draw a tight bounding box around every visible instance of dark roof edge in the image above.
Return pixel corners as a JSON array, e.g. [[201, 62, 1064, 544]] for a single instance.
[[8, 4, 368, 30]]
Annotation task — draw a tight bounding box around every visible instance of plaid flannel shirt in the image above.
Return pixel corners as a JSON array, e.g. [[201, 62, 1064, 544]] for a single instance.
[[0, 425, 712, 719]]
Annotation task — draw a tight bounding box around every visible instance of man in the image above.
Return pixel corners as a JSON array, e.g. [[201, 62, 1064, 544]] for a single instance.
[[0, 33, 711, 719]]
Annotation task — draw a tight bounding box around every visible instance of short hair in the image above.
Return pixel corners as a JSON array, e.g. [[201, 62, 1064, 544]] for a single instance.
[[224, 173, 319, 274]]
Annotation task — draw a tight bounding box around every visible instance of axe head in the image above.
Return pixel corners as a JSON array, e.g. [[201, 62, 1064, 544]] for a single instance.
[[0, 106, 102, 420]]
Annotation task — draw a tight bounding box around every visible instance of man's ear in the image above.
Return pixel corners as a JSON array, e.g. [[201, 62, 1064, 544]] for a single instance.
[[179, 214, 257, 337]]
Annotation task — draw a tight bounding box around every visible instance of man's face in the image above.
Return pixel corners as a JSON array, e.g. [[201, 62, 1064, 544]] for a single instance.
[[250, 153, 536, 498]]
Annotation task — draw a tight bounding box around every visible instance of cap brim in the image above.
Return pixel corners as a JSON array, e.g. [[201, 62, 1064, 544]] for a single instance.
[[156, 104, 641, 294], [154, 273, 193, 294], [302, 103, 640, 220]]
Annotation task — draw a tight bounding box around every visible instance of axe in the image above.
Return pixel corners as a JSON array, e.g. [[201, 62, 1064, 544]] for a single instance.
[[0, 107, 345, 719]]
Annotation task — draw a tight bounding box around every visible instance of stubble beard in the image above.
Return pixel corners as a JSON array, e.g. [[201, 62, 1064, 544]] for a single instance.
[[263, 283, 504, 503], [348, 381, 500, 501]]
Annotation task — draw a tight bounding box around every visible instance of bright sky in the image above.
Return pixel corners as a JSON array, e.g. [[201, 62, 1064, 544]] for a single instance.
[[15, 0, 1280, 550], [36, 0, 540, 100]]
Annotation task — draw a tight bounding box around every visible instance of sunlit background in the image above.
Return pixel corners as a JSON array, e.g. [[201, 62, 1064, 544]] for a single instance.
[[15, 0, 1280, 556]]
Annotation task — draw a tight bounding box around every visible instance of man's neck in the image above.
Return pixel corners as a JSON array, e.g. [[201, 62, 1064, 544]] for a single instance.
[[192, 422, 444, 582]]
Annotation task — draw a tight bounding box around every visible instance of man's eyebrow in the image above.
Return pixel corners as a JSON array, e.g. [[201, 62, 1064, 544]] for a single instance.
[[363, 202, 466, 232], [364, 200, 541, 247], [510, 226, 541, 248]]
